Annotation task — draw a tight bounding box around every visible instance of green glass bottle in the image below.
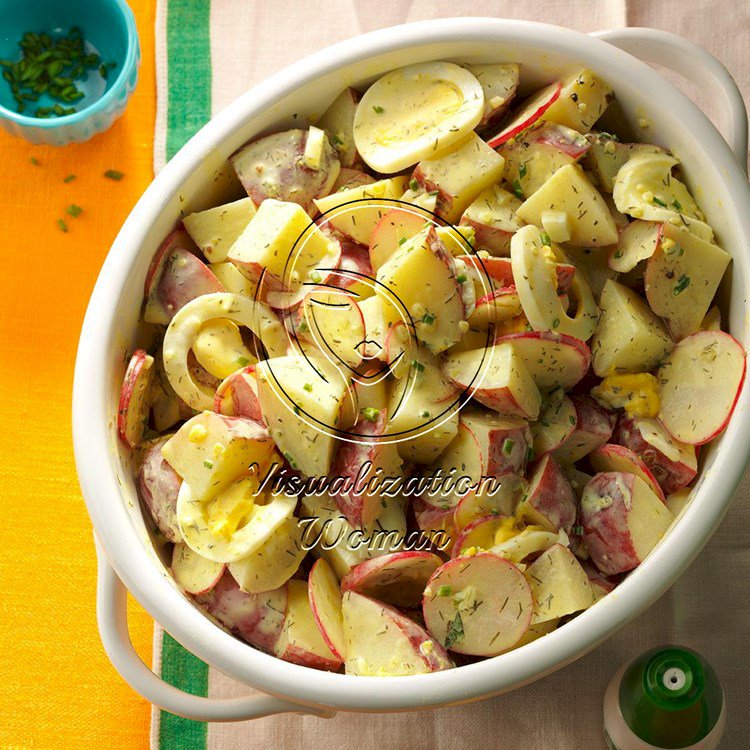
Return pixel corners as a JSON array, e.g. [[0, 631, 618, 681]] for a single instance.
[[603, 646, 726, 749]]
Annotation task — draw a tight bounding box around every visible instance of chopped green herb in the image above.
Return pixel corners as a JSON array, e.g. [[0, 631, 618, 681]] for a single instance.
[[502, 438, 515, 455], [63, 174, 76, 183], [444, 612, 464, 648], [518, 162, 528, 179], [331, 134, 343, 146], [411, 359, 425, 372], [309, 270, 322, 283], [437, 585, 452, 597], [672, 199, 682, 211], [303, 383, 313, 392], [372, 105, 384, 114], [56, 218, 68, 232], [104, 169, 125, 181], [552, 318, 560, 329], [512, 179, 524, 200], [409, 178, 419, 192], [572, 524, 584, 536], [298, 320, 309, 334], [673, 274, 691, 296], [422, 312, 436, 325], [398, 236, 408, 245], [203, 459, 214, 469], [652, 196, 667, 207], [283, 452, 298, 470], [419, 410, 431, 419], [65, 203, 83, 217], [362, 406, 380, 422], [29, 156, 40, 166], [540, 232, 551, 246], [456, 273, 468, 284], [235, 355, 250, 367]]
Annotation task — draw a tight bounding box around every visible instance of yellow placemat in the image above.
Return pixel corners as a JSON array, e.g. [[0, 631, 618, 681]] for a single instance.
[[0, 1, 156, 747]]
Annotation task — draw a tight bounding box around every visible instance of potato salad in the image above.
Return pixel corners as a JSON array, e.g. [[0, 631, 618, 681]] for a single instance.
[[120, 60, 746, 676]]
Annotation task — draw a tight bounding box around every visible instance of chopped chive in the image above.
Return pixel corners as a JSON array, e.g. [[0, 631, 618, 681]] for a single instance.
[[409, 178, 419, 192], [65, 204, 83, 217], [540, 232, 551, 246], [456, 273, 467, 284], [303, 383, 313, 392], [672, 199, 682, 211], [56, 218, 68, 232], [235, 355, 250, 367], [512, 179, 524, 200], [29, 156, 40, 166], [652, 196, 667, 207], [673, 275, 690, 296], [104, 169, 125, 181], [63, 174, 76, 183], [421, 312, 436, 325], [437, 585, 452, 597], [398, 236, 408, 245], [502, 438, 515, 455], [411, 359, 425, 372], [203, 459, 213, 469], [362, 406, 380, 422], [372, 105, 384, 114]]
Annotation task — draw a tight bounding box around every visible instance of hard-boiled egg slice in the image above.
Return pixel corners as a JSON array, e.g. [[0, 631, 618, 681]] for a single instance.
[[353, 62, 484, 173]]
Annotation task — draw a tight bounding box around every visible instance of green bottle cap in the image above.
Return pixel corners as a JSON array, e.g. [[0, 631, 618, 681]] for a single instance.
[[618, 646, 723, 748]]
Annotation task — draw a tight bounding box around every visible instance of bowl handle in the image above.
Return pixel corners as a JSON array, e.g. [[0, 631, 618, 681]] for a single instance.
[[593, 28, 748, 170], [95, 540, 335, 722]]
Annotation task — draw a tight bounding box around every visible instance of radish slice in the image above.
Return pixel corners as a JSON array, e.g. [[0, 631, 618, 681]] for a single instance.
[[354, 62, 485, 173], [118, 349, 155, 448], [342, 591, 454, 675], [657, 331, 746, 445], [590, 443, 665, 502], [341, 551, 442, 607], [423, 553, 533, 655], [496, 331, 591, 390], [308, 559, 347, 661], [171, 542, 225, 595], [486, 81, 562, 148]]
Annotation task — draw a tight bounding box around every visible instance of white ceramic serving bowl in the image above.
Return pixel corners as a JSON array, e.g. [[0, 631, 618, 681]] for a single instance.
[[73, 19, 750, 722]]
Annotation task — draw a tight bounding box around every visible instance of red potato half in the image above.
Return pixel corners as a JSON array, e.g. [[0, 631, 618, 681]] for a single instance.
[[341, 551, 442, 608], [369, 208, 431, 272], [486, 81, 563, 148], [468, 62, 520, 130], [443, 343, 542, 419], [230, 129, 340, 214], [468, 287, 523, 330], [516, 454, 577, 534], [580, 472, 674, 576], [275, 579, 342, 671], [195, 572, 288, 654], [657, 331, 746, 445], [423, 553, 533, 655], [553, 395, 615, 465], [118, 349, 155, 448], [581, 560, 620, 600], [608, 220, 661, 273], [308, 558, 347, 661], [171, 543, 225, 596], [213, 366, 263, 422], [496, 331, 591, 390], [531, 390, 578, 456], [413, 498, 458, 552], [613, 415, 697, 495], [590, 443, 665, 502], [137, 436, 182, 542], [342, 591, 454, 676], [460, 408, 532, 478]]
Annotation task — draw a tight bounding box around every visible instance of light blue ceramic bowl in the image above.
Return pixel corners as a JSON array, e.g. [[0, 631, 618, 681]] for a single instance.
[[0, 0, 140, 145]]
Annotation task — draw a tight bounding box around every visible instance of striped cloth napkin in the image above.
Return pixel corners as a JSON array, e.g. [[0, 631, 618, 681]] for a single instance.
[[151, 2, 750, 748]]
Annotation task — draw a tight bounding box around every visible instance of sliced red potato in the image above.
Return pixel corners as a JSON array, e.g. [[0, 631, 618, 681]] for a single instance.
[[118, 349, 155, 448], [274, 579, 342, 671], [294, 287, 365, 369], [443, 343, 541, 419], [657, 331, 746, 445], [580, 472, 674, 576], [590, 444, 665, 502], [516, 454, 577, 533], [412, 132, 506, 223], [510, 226, 600, 341], [314, 176, 409, 245], [497, 331, 591, 390], [377, 226, 466, 354], [183, 197, 257, 263], [353, 61, 484, 173], [584, 136, 665, 193], [330, 410, 402, 528], [459, 185, 522, 255], [613, 415, 697, 495], [423, 553, 533, 655], [137, 436, 183, 542], [468, 287, 523, 330], [213, 365, 262, 421], [341, 551, 442, 608], [172, 543, 225, 595], [581, 560, 619, 601], [230, 129, 340, 214], [342, 591, 454, 675], [468, 62, 520, 130], [454, 473, 528, 531], [460, 407, 532, 477], [516, 163, 618, 247], [332, 167, 376, 192], [227, 516, 305, 594], [525, 543, 595, 624], [255, 353, 352, 477], [369, 208, 430, 272], [645, 222, 731, 340], [591, 279, 674, 377], [162, 411, 276, 502], [317, 87, 360, 167], [413, 497, 458, 551], [501, 122, 590, 200], [308, 558, 346, 661], [333, 237, 375, 300], [149, 352, 189, 433], [487, 81, 563, 148], [531, 390, 578, 456], [553, 395, 615, 465], [452, 514, 514, 557], [195, 572, 288, 653], [540, 69, 612, 133], [177, 480, 297, 564]]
